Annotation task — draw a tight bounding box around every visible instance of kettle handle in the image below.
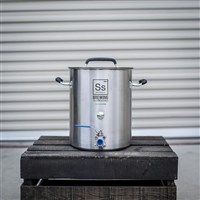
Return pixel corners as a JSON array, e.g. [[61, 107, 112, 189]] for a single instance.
[[85, 57, 117, 66], [55, 77, 72, 86], [130, 79, 147, 87]]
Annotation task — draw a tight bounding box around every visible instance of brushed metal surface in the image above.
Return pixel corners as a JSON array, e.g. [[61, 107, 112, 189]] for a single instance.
[[70, 68, 132, 150]]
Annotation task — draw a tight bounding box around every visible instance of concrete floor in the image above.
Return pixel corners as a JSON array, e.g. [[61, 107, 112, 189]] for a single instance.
[[0, 139, 200, 200]]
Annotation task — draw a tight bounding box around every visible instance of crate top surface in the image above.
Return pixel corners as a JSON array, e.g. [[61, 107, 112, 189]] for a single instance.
[[21, 136, 178, 180]]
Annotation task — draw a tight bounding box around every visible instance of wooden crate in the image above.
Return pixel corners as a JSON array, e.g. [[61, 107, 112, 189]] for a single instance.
[[21, 136, 178, 200]]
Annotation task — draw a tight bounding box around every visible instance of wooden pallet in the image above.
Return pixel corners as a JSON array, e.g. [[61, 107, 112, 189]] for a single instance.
[[21, 136, 178, 200]]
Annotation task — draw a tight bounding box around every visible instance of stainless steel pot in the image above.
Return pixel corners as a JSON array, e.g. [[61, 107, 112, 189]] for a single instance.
[[56, 58, 147, 150]]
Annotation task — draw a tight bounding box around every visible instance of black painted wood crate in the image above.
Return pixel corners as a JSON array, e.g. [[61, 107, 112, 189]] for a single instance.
[[20, 136, 178, 200]]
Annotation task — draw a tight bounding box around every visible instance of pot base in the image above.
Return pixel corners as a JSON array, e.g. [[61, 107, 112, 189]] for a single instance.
[[70, 144, 131, 151]]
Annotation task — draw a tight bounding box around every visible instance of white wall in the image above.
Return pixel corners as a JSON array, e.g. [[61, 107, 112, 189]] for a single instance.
[[1, 0, 199, 140]]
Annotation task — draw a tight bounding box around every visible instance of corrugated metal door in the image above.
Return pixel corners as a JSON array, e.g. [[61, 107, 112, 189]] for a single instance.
[[1, 0, 199, 139]]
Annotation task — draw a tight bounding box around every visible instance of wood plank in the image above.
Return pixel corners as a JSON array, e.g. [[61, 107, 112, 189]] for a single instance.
[[131, 136, 164, 140], [131, 139, 168, 146], [21, 182, 176, 200], [39, 136, 69, 140], [39, 136, 164, 141], [21, 151, 178, 180], [34, 137, 168, 146], [22, 150, 177, 158], [21, 136, 178, 180], [28, 145, 77, 151], [33, 139, 70, 146], [28, 145, 172, 152]]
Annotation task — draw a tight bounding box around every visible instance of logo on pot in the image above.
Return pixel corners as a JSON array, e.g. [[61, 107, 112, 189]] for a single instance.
[[93, 79, 108, 101]]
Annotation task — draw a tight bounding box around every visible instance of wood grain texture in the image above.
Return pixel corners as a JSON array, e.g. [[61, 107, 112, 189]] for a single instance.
[[34, 136, 168, 146], [28, 145, 172, 152], [21, 136, 178, 180], [21, 183, 176, 200]]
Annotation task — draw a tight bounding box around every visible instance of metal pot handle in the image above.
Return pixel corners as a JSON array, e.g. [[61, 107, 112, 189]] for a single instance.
[[130, 79, 147, 87], [85, 57, 117, 66], [55, 77, 72, 86]]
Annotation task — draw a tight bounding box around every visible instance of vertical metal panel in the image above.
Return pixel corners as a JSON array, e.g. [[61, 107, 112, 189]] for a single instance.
[[1, 0, 199, 138]]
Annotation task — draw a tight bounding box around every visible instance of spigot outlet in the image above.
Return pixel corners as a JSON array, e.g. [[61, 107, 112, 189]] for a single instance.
[[97, 138, 104, 146], [95, 129, 106, 149], [95, 136, 106, 148]]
